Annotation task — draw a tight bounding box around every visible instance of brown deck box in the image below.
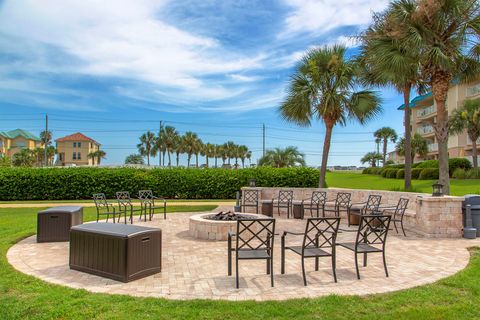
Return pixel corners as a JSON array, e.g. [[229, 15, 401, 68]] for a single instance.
[[37, 206, 83, 243], [69, 223, 162, 282]]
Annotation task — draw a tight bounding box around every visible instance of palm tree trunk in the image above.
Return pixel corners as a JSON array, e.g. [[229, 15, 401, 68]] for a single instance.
[[433, 78, 450, 195], [241, 159, 245, 168], [195, 154, 199, 168], [206, 156, 209, 168], [472, 138, 478, 169], [319, 120, 334, 188], [162, 151, 166, 168], [176, 152, 180, 167], [167, 150, 171, 168], [403, 85, 412, 190], [147, 154, 150, 166], [382, 138, 387, 166], [187, 154, 191, 167], [215, 157, 218, 168]]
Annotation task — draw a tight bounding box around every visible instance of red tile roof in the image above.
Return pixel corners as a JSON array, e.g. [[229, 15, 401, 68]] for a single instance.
[[55, 132, 100, 145]]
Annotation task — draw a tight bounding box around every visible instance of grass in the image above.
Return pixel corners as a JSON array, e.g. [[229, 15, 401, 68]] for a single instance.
[[326, 171, 480, 196], [0, 199, 233, 204], [1, 205, 480, 319]]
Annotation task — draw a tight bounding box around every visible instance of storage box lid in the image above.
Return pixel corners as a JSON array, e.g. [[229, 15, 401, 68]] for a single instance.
[[38, 206, 83, 214], [71, 223, 160, 238]]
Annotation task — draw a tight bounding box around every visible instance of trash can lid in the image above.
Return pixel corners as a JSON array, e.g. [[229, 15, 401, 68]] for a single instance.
[[463, 195, 480, 206], [71, 223, 160, 238], [38, 206, 83, 214]]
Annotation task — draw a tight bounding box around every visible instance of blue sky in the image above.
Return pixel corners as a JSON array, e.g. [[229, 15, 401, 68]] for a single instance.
[[0, 0, 408, 166]]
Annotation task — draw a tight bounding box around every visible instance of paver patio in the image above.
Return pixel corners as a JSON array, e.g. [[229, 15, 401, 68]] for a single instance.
[[7, 206, 479, 301]]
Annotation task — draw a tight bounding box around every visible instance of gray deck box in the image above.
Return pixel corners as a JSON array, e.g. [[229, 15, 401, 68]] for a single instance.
[[69, 223, 162, 282], [37, 206, 83, 243]]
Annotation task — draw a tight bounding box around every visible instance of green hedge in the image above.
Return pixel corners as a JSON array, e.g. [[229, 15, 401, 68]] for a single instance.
[[396, 169, 405, 179], [0, 167, 320, 200], [418, 168, 439, 180], [411, 168, 423, 179]]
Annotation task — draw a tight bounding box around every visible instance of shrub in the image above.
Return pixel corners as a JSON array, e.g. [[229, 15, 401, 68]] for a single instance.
[[448, 158, 472, 176], [0, 167, 320, 201], [362, 167, 371, 174], [415, 160, 439, 169], [381, 168, 398, 179], [386, 164, 405, 169], [411, 168, 423, 179], [418, 168, 439, 180], [466, 168, 480, 179], [396, 169, 405, 179], [452, 168, 467, 179], [372, 167, 384, 175]]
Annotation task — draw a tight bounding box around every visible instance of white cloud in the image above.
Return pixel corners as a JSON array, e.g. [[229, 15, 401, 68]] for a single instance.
[[228, 74, 260, 82], [0, 0, 263, 100], [282, 0, 389, 36]]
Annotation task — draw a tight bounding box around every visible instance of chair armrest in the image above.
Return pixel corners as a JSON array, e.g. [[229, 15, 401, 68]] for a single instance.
[[283, 231, 304, 237], [351, 201, 367, 206], [338, 228, 356, 233], [228, 231, 236, 238]]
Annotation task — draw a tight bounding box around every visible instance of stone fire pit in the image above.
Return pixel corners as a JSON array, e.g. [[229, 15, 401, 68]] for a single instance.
[[189, 212, 260, 241]]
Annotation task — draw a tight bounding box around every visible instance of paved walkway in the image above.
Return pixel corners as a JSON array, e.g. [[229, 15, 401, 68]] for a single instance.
[[7, 206, 479, 301], [0, 201, 234, 208]]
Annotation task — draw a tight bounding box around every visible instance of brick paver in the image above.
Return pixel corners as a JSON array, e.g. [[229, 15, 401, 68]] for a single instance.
[[7, 206, 479, 301]]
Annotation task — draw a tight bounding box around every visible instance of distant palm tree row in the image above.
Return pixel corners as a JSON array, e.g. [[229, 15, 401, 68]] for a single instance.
[[133, 126, 252, 168]]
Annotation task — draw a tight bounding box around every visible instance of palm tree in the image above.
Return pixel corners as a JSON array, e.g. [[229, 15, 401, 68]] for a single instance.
[[39, 130, 53, 166], [224, 141, 236, 165], [213, 144, 222, 168], [12, 149, 35, 167], [202, 143, 215, 168], [361, 152, 383, 167], [194, 139, 203, 168], [246, 150, 252, 167], [396, 133, 428, 161], [258, 146, 306, 168], [389, 0, 480, 194], [0, 154, 11, 167], [238, 145, 249, 168], [125, 154, 145, 165], [219, 144, 228, 167], [87, 150, 106, 166], [183, 131, 199, 167], [173, 135, 184, 167], [359, 4, 425, 190], [449, 99, 480, 168], [280, 45, 381, 187], [161, 126, 179, 167], [137, 131, 156, 166], [374, 127, 398, 167]]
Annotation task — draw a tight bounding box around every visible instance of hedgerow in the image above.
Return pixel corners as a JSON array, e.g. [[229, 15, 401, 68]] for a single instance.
[[0, 167, 320, 200]]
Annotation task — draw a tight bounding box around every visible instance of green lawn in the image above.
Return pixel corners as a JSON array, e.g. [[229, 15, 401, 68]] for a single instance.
[[326, 171, 480, 196], [1, 206, 480, 319]]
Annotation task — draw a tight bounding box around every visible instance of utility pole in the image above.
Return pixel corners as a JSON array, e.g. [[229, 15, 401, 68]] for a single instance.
[[159, 121, 163, 167], [262, 124, 265, 157], [44, 114, 48, 167]]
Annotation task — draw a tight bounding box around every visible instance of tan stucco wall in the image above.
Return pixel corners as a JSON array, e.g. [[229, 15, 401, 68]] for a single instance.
[[56, 140, 100, 166]]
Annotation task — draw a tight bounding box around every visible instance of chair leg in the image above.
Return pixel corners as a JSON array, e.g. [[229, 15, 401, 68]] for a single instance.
[[96, 213, 99, 223], [235, 258, 240, 288], [393, 220, 399, 234], [363, 252, 367, 267], [266, 259, 270, 275], [281, 239, 285, 274], [164, 205, 167, 220], [228, 238, 232, 276], [301, 257, 307, 286], [315, 256, 319, 271], [270, 258, 274, 287], [354, 253, 360, 280], [382, 251, 389, 277], [401, 219, 406, 237], [332, 255, 337, 283]]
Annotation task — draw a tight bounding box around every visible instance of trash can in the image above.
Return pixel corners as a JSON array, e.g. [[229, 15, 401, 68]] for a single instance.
[[292, 201, 304, 219], [37, 206, 83, 242], [462, 195, 480, 237]]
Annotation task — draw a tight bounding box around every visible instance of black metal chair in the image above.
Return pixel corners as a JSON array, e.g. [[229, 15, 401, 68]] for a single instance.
[[348, 194, 382, 226], [381, 198, 409, 236], [241, 190, 260, 214], [302, 191, 327, 217], [273, 190, 294, 218], [337, 214, 392, 279], [115, 191, 143, 224], [138, 190, 167, 220], [281, 217, 340, 286], [324, 192, 351, 218], [93, 193, 116, 223], [228, 218, 276, 288]]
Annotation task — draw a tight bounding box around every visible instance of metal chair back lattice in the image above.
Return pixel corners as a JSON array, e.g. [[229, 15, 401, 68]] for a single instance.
[[241, 190, 260, 213], [364, 194, 382, 213], [93, 193, 116, 223]]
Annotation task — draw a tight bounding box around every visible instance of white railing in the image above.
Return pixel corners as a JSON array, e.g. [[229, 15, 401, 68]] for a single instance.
[[467, 136, 480, 145], [427, 143, 438, 152], [417, 125, 434, 135], [467, 84, 480, 97], [416, 105, 436, 118]]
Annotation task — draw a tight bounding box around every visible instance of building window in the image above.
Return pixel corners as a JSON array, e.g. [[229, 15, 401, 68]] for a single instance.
[[467, 84, 480, 97], [78, 142, 81, 148], [77, 152, 81, 160], [59, 153, 63, 161], [73, 142, 76, 148], [72, 152, 76, 160]]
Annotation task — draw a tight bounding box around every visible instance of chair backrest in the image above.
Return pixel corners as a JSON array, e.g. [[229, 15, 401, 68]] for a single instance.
[[364, 194, 382, 212], [138, 190, 154, 204], [335, 192, 351, 207], [302, 217, 340, 251], [116, 191, 132, 207], [278, 190, 294, 202], [310, 191, 327, 205], [93, 193, 109, 211], [395, 198, 409, 216], [235, 218, 275, 251], [356, 215, 391, 247], [242, 190, 259, 204]]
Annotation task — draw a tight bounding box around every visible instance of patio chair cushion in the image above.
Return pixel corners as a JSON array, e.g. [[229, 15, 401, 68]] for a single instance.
[[337, 242, 383, 253], [287, 246, 331, 257]]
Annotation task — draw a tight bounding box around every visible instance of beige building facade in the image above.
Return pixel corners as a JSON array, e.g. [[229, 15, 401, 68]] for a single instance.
[[390, 79, 480, 164], [55, 132, 100, 166], [0, 129, 41, 157]]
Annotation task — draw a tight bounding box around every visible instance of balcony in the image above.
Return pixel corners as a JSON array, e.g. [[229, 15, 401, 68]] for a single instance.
[[427, 143, 438, 153], [416, 105, 436, 122], [417, 125, 434, 135]]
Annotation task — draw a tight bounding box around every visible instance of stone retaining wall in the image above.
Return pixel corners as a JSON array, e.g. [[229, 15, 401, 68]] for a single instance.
[[241, 187, 464, 238]]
